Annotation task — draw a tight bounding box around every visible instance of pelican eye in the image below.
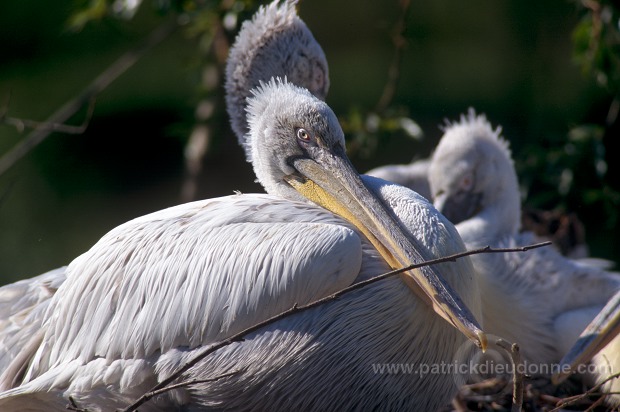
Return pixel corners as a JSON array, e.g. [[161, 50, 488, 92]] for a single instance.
[[296, 128, 311, 141]]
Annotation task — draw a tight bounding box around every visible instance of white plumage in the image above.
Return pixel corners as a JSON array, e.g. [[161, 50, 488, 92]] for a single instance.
[[0, 13, 486, 408], [0, 267, 66, 390], [0, 183, 480, 411], [428, 109, 620, 373], [225, 0, 329, 152], [555, 281, 620, 405], [367, 158, 432, 201]]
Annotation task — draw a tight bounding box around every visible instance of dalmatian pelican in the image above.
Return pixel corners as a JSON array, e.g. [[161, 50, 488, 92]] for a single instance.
[[427, 109, 619, 377], [0, 2, 486, 410], [554, 288, 620, 405], [367, 149, 590, 259], [367, 158, 432, 201]]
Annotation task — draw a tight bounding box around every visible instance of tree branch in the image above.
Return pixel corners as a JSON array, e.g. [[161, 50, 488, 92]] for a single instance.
[[0, 93, 96, 134], [121, 241, 551, 412], [0, 18, 178, 177], [66, 395, 87, 412], [549, 370, 620, 412], [495, 338, 523, 412], [374, 0, 411, 114], [143, 370, 241, 400]]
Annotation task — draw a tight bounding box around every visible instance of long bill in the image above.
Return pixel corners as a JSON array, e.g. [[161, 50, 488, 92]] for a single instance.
[[284, 145, 487, 351], [552, 290, 620, 384]]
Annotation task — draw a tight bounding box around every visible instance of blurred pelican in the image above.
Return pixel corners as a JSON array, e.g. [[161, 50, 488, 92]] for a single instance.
[[0, 2, 486, 410], [368, 155, 593, 259], [225, 0, 329, 153], [367, 158, 432, 201], [554, 289, 620, 405], [428, 109, 620, 371]]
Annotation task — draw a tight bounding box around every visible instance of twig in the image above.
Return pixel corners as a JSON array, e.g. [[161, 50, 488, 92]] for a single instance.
[[143, 370, 241, 400], [0, 18, 179, 177], [496, 338, 523, 412], [374, 0, 411, 114], [0, 93, 96, 134], [66, 395, 88, 411], [548, 371, 620, 412], [181, 18, 229, 202], [121, 241, 551, 412], [584, 394, 606, 412], [0, 178, 17, 210]]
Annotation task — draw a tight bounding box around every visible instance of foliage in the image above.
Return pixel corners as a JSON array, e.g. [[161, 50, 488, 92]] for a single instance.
[[67, 0, 420, 158], [572, 0, 620, 91], [22, 0, 620, 235], [340, 106, 423, 159], [516, 0, 620, 238]]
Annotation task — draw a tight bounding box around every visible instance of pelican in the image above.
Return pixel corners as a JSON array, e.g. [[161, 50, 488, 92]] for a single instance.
[[366, 158, 432, 201], [368, 158, 594, 259], [0, 0, 331, 377], [0, 268, 66, 377], [427, 109, 620, 373], [0, 0, 330, 377], [554, 289, 620, 405], [0, 81, 485, 412], [0, 2, 486, 410], [225, 0, 329, 152]]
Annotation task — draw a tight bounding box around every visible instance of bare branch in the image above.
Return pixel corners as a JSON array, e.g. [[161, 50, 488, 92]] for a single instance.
[[144, 370, 242, 400], [181, 18, 229, 202], [1, 95, 96, 135], [66, 395, 88, 411], [0, 19, 179, 177], [374, 0, 411, 114], [120, 241, 551, 412], [495, 338, 523, 412], [0, 179, 17, 210], [549, 371, 620, 412]]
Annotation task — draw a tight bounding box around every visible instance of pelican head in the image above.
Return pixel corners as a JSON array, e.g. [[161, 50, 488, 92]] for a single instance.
[[246, 78, 343, 201], [429, 109, 520, 235], [225, 0, 329, 156], [247, 79, 487, 350]]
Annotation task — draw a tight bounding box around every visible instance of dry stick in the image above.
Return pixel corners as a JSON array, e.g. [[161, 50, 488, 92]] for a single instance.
[[0, 178, 17, 210], [67, 396, 86, 412], [374, 0, 411, 114], [548, 371, 620, 412], [496, 338, 524, 412], [121, 240, 551, 412], [180, 20, 229, 202], [0, 93, 96, 134], [584, 394, 606, 412], [0, 19, 178, 177], [144, 370, 241, 400]]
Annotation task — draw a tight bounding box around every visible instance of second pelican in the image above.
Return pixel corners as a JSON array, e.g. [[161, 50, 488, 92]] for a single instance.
[[428, 109, 620, 374]]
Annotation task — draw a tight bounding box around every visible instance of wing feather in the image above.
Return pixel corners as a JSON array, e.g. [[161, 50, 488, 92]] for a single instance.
[[22, 194, 363, 385]]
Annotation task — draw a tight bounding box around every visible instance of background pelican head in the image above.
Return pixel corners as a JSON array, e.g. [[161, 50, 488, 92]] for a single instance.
[[429, 109, 521, 237], [366, 158, 432, 201], [225, 0, 329, 156], [224, 0, 485, 349]]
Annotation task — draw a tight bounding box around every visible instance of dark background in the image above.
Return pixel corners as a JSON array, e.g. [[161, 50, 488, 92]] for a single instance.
[[1, 0, 618, 284]]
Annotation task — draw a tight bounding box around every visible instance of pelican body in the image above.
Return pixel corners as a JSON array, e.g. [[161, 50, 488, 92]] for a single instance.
[[428, 109, 620, 372], [367, 158, 432, 201], [0, 81, 485, 411], [0, 2, 488, 410], [555, 283, 620, 405]]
